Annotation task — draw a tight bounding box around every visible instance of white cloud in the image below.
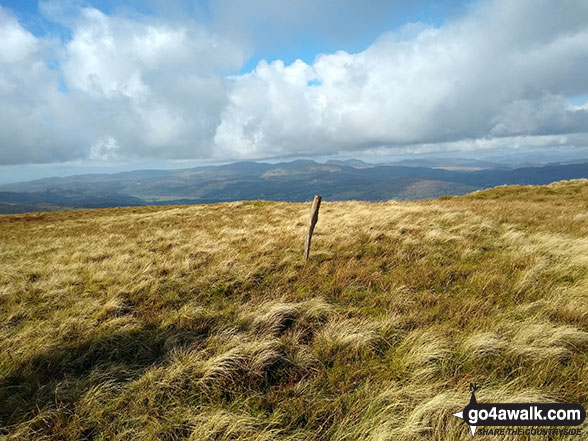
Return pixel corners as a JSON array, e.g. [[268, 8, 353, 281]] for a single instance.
[[214, 0, 588, 159], [0, 7, 80, 164], [0, 0, 588, 165], [89, 136, 120, 160], [0, 4, 244, 164]]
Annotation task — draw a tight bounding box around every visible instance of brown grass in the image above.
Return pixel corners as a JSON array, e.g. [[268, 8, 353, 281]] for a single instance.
[[1, 180, 587, 440]]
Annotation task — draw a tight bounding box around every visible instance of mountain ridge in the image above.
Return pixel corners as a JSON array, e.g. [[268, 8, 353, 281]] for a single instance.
[[1, 160, 588, 213]]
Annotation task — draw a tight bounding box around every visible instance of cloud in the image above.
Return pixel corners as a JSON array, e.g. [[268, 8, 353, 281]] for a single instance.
[[89, 136, 120, 160], [204, 0, 441, 52], [0, 6, 77, 164], [215, 0, 588, 159], [60, 7, 245, 160], [0, 4, 244, 164], [0, 0, 588, 165]]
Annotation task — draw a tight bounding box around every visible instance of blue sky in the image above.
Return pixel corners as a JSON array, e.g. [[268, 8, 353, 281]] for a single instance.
[[0, 0, 588, 182]]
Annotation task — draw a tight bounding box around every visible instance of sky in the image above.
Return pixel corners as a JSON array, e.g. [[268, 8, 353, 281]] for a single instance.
[[1, 0, 588, 182]]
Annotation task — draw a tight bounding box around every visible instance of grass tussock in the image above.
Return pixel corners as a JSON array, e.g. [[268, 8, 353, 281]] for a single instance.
[[1, 180, 588, 440]]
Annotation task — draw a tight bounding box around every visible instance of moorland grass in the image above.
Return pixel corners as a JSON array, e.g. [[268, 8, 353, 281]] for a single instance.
[[1, 180, 587, 440]]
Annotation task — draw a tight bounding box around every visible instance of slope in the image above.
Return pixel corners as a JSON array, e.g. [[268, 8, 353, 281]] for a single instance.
[[0, 180, 587, 440]]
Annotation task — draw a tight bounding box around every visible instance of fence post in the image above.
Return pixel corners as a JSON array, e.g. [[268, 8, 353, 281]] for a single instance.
[[303, 195, 322, 261]]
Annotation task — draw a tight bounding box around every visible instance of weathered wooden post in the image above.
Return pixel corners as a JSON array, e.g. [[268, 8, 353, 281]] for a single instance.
[[303, 195, 322, 261]]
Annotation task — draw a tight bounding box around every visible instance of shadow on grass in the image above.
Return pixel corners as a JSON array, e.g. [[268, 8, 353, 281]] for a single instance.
[[0, 323, 206, 433]]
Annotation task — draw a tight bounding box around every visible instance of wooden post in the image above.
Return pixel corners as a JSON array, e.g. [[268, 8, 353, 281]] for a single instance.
[[303, 195, 322, 261]]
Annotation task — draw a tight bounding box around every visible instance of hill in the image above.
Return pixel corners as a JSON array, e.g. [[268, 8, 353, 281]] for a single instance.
[[1, 181, 587, 440], [1, 160, 588, 213]]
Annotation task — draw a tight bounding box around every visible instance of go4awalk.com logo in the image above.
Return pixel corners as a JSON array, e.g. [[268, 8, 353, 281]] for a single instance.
[[452, 384, 586, 437]]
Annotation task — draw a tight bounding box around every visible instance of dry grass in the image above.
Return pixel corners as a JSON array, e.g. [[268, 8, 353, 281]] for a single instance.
[[1, 180, 587, 440]]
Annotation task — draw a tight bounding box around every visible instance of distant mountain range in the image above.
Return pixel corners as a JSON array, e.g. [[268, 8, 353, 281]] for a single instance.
[[1, 159, 588, 213]]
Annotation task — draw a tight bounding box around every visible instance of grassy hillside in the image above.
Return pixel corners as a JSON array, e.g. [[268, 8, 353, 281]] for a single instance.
[[1, 180, 587, 440]]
